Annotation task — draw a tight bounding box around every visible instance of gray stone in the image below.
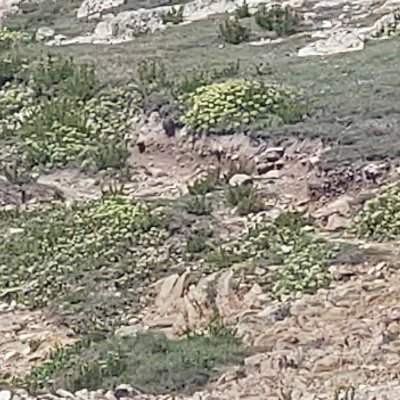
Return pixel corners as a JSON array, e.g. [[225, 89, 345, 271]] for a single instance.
[[35, 26, 55, 41], [257, 162, 275, 175], [229, 173, 253, 187], [263, 170, 281, 180], [77, 0, 125, 19]]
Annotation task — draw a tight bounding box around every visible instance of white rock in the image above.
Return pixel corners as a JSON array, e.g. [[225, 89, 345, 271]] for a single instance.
[[77, 0, 125, 19], [229, 174, 253, 187], [0, 391, 11, 400], [35, 26, 55, 41]]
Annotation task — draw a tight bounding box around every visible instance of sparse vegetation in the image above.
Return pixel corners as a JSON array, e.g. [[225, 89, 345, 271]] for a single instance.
[[218, 17, 250, 45], [1, 1, 400, 398], [255, 5, 301, 37], [225, 184, 266, 215], [161, 6, 184, 25], [234, 1, 251, 19], [206, 212, 339, 297], [0, 193, 168, 333], [22, 331, 245, 395]]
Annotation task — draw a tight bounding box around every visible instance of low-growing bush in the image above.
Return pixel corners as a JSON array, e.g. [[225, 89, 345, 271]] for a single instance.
[[0, 27, 30, 49], [161, 6, 184, 25], [185, 195, 213, 215], [0, 193, 169, 332], [206, 212, 338, 297], [22, 331, 244, 395], [179, 78, 301, 134], [255, 5, 300, 36], [234, 1, 251, 19], [353, 182, 400, 241], [218, 17, 250, 45], [188, 169, 222, 195], [225, 184, 265, 215]]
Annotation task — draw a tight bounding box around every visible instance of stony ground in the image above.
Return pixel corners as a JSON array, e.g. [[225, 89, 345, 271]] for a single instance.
[[1, 0, 400, 399]]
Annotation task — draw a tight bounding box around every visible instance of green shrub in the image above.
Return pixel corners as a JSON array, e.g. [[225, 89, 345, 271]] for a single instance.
[[0, 51, 26, 86], [255, 5, 300, 36], [225, 184, 265, 215], [185, 195, 213, 215], [206, 212, 338, 297], [2, 82, 140, 171], [20, 55, 98, 99], [23, 331, 244, 395], [186, 232, 209, 254], [188, 169, 222, 195], [0, 27, 30, 49], [179, 78, 301, 133], [353, 182, 400, 241], [161, 6, 184, 25], [0, 194, 168, 332], [234, 1, 251, 19], [218, 17, 250, 45]]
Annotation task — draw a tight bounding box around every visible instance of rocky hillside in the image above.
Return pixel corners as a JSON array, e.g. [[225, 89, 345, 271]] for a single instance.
[[0, 0, 400, 399]]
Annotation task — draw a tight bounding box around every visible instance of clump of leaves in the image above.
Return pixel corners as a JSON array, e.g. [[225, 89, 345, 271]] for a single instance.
[[22, 331, 244, 395], [186, 231, 209, 255], [353, 182, 400, 241], [255, 5, 300, 37], [225, 184, 265, 215], [0, 27, 30, 50], [161, 6, 184, 25], [179, 79, 302, 134], [0, 51, 26, 86], [0, 194, 168, 332], [185, 195, 213, 215], [235, 0, 251, 19], [218, 17, 250, 45], [2, 81, 140, 171], [206, 212, 338, 297]]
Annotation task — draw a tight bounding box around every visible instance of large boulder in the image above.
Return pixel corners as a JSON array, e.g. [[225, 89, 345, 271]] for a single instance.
[[77, 0, 125, 19]]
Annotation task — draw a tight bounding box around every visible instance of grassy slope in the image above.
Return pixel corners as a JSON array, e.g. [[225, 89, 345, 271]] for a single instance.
[[15, 13, 398, 166]]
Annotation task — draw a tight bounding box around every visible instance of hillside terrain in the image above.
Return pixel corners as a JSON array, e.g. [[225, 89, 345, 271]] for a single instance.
[[0, 0, 400, 399]]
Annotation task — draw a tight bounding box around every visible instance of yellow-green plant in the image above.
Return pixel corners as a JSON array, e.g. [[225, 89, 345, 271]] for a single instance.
[[179, 78, 300, 133], [353, 182, 400, 241], [0, 27, 30, 48]]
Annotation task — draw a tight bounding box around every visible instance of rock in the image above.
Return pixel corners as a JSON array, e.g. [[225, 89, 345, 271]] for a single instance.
[[148, 167, 168, 178], [114, 384, 141, 398], [77, 0, 125, 19], [263, 170, 281, 180], [94, 20, 119, 38], [324, 213, 351, 231], [298, 29, 366, 57], [35, 26, 55, 41], [0, 391, 11, 400], [56, 390, 75, 399], [229, 174, 253, 187], [114, 324, 146, 337], [257, 162, 275, 175], [312, 195, 353, 218], [265, 147, 284, 157]]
